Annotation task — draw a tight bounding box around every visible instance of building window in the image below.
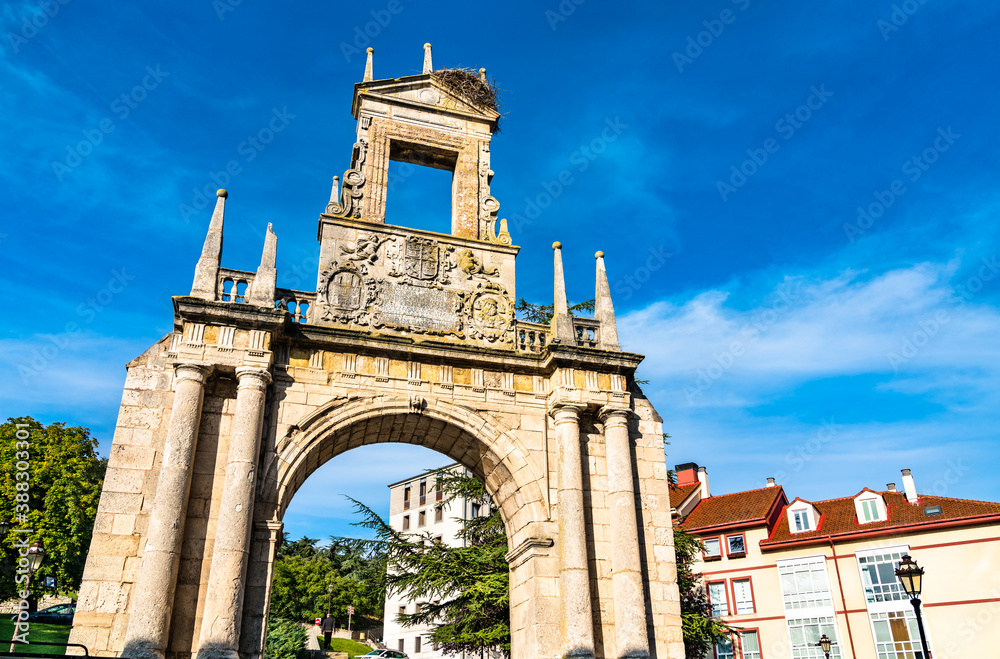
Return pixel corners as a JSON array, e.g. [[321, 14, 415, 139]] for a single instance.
[[419, 511, 426, 527], [435, 505, 443, 522], [860, 498, 880, 522], [732, 578, 754, 615], [414, 637, 422, 653], [398, 605, 406, 619], [786, 617, 841, 658], [419, 479, 427, 505], [703, 537, 722, 560], [793, 509, 811, 532], [714, 635, 734, 659], [726, 533, 746, 556], [471, 502, 481, 518], [870, 610, 929, 659], [707, 581, 730, 617], [415, 603, 422, 614], [398, 639, 405, 652], [738, 630, 761, 659], [777, 556, 834, 611], [402, 515, 410, 530], [403, 486, 411, 510], [857, 549, 909, 604], [436, 480, 443, 502]]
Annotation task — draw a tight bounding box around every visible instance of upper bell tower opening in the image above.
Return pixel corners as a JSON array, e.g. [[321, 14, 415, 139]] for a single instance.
[[385, 140, 458, 234], [323, 43, 511, 246]]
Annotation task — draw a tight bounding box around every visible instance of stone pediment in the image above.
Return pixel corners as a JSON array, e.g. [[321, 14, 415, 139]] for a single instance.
[[352, 74, 500, 128]]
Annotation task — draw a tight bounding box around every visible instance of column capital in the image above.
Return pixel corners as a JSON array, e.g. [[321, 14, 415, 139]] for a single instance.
[[548, 401, 587, 424], [235, 366, 272, 391], [597, 405, 632, 427], [173, 362, 213, 386]]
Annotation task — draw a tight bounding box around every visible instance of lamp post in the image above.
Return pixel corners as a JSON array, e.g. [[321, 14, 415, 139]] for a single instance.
[[895, 554, 931, 658], [26, 540, 46, 613], [0, 517, 11, 541], [326, 583, 334, 617], [818, 634, 831, 659]]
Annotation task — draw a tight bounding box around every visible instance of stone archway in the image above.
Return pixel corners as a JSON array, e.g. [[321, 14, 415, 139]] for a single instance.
[[236, 396, 555, 659], [68, 45, 685, 659]]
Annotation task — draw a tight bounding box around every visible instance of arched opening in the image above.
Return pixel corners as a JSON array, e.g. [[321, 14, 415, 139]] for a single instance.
[[243, 396, 554, 659]]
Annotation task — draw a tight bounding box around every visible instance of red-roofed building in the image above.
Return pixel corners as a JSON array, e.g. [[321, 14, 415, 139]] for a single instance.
[[672, 464, 1000, 659]]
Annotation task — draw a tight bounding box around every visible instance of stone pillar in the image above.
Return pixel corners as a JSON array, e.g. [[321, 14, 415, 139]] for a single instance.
[[197, 367, 272, 659], [599, 407, 649, 659], [123, 363, 212, 659], [239, 520, 285, 659], [550, 402, 594, 659]]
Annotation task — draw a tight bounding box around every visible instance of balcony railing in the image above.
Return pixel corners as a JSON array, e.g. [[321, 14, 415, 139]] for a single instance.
[[516, 321, 549, 353], [217, 268, 255, 303], [275, 288, 315, 324], [573, 317, 600, 348]]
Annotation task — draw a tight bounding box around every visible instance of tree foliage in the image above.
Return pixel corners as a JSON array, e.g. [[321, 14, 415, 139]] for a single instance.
[[0, 417, 106, 601], [268, 534, 385, 627], [263, 618, 307, 659], [673, 527, 736, 656], [515, 298, 594, 324], [351, 469, 510, 657]]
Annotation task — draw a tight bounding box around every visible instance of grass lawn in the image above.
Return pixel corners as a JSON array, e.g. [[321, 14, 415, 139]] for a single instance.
[[0, 620, 72, 654], [315, 636, 372, 658]]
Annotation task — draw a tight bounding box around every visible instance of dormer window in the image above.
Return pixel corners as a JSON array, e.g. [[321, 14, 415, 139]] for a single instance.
[[854, 492, 887, 524], [787, 501, 817, 533]]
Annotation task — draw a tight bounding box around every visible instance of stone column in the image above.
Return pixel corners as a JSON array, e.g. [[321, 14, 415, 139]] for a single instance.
[[123, 363, 212, 659], [550, 402, 594, 659], [600, 407, 650, 659], [197, 367, 272, 659]]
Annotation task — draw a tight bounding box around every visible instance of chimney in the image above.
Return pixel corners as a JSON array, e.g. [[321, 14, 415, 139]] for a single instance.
[[901, 469, 918, 503], [675, 463, 699, 487], [766, 477, 776, 487], [698, 466, 710, 499], [886, 483, 897, 492]]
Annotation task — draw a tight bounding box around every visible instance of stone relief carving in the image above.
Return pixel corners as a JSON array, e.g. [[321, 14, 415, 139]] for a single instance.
[[465, 282, 515, 345], [326, 138, 368, 218], [316, 259, 381, 325], [386, 236, 455, 286], [455, 249, 498, 280], [340, 232, 385, 263]]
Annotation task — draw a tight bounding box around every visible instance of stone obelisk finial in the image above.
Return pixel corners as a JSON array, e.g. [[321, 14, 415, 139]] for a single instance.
[[551, 242, 576, 343], [422, 42, 433, 73], [594, 251, 620, 351], [479, 67, 487, 81], [363, 47, 373, 82], [190, 189, 227, 300], [249, 223, 277, 307]]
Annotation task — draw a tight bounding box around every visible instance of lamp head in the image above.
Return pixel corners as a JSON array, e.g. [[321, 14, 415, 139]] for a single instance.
[[26, 540, 45, 574], [818, 634, 832, 653], [895, 554, 924, 597]]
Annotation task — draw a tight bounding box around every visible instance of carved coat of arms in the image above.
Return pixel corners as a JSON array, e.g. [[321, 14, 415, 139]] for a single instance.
[[404, 237, 440, 280]]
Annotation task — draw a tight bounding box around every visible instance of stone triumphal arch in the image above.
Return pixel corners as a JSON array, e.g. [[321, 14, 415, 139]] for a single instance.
[[69, 45, 684, 659]]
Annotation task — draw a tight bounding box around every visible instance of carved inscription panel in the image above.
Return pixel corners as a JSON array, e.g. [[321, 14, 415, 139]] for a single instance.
[[377, 282, 462, 333]]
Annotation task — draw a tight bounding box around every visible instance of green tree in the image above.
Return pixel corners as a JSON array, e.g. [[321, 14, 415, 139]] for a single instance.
[[263, 618, 307, 659], [350, 469, 509, 657], [674, 527, 736, 656], [515, 298, 594, 323], [0, 417, 106, 603], [268, 535, 385, 628]]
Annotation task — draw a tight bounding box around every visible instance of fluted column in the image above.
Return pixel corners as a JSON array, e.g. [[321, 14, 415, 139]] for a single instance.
[[550, 402, 594, 659], [123, 363, 212, 659], [197, 367, 272, 659], [599, 407, 649, 659]]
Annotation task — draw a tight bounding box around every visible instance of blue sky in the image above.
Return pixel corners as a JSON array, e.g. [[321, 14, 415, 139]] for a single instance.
[[2, 0, 999, 541]]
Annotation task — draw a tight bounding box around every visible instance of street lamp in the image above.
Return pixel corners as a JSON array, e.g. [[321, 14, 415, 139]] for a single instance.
[[895, 554, 931, 658], [26, 541, 46, 574], [0, 517, 11, 541], [818, 634, 831, 659], [326, 583, 335, 617]]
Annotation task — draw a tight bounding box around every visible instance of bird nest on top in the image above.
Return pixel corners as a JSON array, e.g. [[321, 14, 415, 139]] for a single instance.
[[430, 68, 502, 123]]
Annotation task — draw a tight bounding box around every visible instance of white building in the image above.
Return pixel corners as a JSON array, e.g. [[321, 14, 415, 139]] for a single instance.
[[382, 464, 486, 659]]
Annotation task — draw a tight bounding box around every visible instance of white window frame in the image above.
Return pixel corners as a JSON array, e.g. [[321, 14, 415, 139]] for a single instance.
[[707, 580, 730, 617], [703, 536, 722, 559], [738, 630, 761, 659], [785, 616, 843, 658], [868, 609, 932, 659], [854, 492, 886, 524], [787, 501, 817, 533], [776, 555, 835, 615], [856, 545, 911, 610], [732, 577, 755, 615]]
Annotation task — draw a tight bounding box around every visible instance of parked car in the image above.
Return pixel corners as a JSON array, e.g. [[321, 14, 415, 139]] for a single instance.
[[11, 603, 76, 625], [361, 650, 407, 659]]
